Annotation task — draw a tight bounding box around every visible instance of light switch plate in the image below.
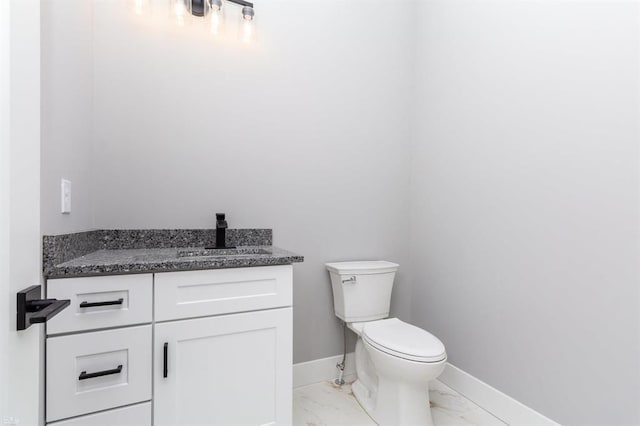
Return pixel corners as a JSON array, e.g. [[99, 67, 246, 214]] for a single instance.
[[61, 179, 71, 214]]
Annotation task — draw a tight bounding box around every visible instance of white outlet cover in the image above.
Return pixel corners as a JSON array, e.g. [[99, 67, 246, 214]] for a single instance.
[[61, 179, 71, 214]]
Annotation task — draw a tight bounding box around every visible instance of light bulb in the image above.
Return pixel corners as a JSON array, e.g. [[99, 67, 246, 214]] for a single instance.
[[210, 0, 222, 12]]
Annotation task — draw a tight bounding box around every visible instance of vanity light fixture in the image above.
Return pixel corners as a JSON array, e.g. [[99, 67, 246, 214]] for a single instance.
[[187, 0, 254, 20], [161, 0, 256, 42]]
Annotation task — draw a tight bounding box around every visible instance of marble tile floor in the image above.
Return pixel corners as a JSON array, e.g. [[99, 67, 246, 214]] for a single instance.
[[293, 379, 507, 426]]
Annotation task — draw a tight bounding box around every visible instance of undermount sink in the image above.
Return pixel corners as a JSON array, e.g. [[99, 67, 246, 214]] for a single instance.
[[177, 247, 272, 258]]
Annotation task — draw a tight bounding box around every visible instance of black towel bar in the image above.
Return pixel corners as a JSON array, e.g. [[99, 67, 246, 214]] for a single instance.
[[17, 285, 70, 331]]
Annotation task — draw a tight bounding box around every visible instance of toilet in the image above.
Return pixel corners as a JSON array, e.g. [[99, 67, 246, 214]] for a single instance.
[[326, 261, 446, 426]]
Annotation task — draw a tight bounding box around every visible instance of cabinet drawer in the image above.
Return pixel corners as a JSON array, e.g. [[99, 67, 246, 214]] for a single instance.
[[46, 325, 152, 422], [48, 402, 151, 426], [155, 265, 292, 321], [46, 274, 152, 335]]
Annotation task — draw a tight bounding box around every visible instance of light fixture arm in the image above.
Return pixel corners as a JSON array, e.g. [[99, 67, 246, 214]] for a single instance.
[[226, 0, 253, 8]]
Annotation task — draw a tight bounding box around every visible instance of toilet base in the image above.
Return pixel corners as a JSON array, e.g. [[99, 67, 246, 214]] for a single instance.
[[352, 377, 435, 426]]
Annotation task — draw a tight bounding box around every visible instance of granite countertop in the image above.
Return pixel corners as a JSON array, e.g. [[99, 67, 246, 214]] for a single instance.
[[47, 246, 303, 278], [43, 229, 304, 279]]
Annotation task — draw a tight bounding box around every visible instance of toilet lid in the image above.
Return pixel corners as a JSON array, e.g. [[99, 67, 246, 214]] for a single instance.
[[362, 318, 446, 363]]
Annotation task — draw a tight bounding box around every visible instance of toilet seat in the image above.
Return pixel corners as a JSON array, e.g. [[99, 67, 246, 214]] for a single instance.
[[362, 318, 446, 363]]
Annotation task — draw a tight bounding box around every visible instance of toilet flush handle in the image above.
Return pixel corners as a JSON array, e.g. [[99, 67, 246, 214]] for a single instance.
[[342, 276, 357, 284]]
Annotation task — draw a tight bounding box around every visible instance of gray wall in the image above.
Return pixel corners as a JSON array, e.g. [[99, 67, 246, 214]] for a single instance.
[[40, 0, 415, 362], [41, 0, 94, 235], [89, 0, 414, 363], [410, 1, 640, 424]]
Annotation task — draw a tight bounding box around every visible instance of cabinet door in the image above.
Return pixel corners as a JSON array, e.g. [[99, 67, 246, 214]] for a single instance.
[[155, 308, 292, 426]]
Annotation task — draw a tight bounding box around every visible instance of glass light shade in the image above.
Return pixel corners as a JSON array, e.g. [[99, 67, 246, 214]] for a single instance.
[[195, 0, 224, 37], [170, 0, 191, 27], [240, 15, 256, 44], [131, 0, 152, 16], [208, 8, 224, 37]]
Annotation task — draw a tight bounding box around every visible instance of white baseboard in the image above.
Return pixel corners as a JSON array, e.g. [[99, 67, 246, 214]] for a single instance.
[[294, 356, 560, 425], [293, 352, 356, 388], [439, 363, 560, 426]]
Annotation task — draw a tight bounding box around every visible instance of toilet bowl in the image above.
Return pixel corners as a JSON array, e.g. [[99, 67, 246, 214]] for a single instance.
[[326, 261, 447, 426], [349, 319, 446, 426]]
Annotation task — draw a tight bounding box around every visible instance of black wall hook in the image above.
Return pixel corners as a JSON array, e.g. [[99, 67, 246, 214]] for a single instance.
[[17, 285, 70, 331]]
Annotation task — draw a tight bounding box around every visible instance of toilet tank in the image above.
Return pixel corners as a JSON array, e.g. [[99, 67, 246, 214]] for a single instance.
[[325, 261, 399, 322]]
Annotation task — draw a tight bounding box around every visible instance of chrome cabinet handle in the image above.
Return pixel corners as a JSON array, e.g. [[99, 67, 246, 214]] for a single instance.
[[342, 276, 357, 284]]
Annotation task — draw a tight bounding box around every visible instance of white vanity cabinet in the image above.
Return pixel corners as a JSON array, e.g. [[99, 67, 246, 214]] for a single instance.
[[154, 308, 292, 426], [46, 274, 154, 424], [45, 265, 293, 426]]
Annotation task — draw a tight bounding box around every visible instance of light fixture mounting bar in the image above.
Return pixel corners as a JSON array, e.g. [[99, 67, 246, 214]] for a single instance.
[[226, 0, 254, 8]]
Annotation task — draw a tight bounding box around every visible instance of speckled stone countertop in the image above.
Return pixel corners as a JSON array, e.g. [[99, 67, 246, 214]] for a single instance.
[[47, 246, 303, 278], [43, 229, 304, 278]]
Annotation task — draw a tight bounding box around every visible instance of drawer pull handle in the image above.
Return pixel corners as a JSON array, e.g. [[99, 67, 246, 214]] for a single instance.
[[163, 342, 168, 378], [78, 364, 123, 380], [79, 298, 124, 308]]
